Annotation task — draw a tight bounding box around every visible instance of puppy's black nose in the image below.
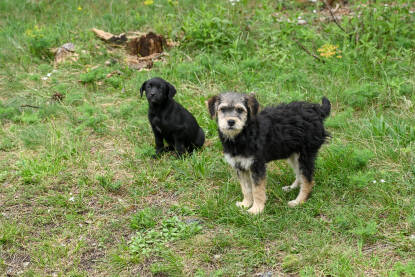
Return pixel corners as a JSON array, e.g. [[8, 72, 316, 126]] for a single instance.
[[228, 120, 235, 127]]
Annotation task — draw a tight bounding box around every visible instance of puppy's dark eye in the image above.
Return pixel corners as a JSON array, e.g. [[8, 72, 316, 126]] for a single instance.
[[236, 108, 244, 114]]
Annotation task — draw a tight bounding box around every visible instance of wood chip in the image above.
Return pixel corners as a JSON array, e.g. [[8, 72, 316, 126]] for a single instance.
[[92, 28, 127, 44]]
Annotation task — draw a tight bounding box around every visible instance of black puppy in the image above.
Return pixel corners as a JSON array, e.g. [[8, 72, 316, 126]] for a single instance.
[[140, 77, 205, 157], [208, 92, 330, 214]]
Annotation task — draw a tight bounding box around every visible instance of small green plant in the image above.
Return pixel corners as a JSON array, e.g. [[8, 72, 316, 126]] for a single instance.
[[325, 108, 353, 129], [390, 261, 415, 277], [79, 67, 108, 84], [0, 136, 15, 151], [79, 67, 123, 88], [341, 83, 380, 109], [348, 171, 375, 189], [0, 103, 20, 122], [73, 104, 108, 134], [181, 5, 244, 51], [0, 223, 23, 245], [130, 208, 158, 230], [129, 216, 202, 257], [150, 250, 184, 276], [25, 24, 57, 60], [349, 149, 374, 170], [97, 175, 122, 192], [282, 254, 301, 273], [323, 145, 374, 176], [19, 124, 48, 149], [350, 221, 378, 243]]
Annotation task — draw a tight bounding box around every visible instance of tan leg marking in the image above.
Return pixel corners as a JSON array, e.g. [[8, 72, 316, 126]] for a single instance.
[[235, 170, 253, 209], [283, 153, 301, 192], [247, 176, 266, 215], [288, 175, 314, 207]]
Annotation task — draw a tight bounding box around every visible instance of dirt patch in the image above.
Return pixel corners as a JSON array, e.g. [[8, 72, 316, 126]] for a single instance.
[[1, 251, 31, 276]]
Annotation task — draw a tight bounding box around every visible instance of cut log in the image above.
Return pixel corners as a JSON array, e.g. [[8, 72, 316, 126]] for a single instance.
[[126, 32, 166, 57]]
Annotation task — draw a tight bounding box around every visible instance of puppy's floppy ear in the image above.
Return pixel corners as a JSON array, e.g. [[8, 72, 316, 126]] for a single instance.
[[140, 81, 147, 98], [207, 95, 219, 119], [166, 81, 177, 98], [245, 93, 259, 118]]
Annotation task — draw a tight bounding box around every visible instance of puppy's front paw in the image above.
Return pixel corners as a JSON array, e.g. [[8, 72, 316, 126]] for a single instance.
[[288, 199, 302, 207], [247, 203, 264, 215], [236, 200, 252, 209]]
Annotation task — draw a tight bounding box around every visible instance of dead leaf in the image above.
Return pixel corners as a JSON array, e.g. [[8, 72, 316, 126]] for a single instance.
[[51, 92, 64, 102], [105, 70, 122, 78], [166, 39, 180, 48]]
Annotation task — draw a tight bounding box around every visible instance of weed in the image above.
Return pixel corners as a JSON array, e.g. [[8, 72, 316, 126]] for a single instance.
[[350, 221, 378, 243], [181, 4, 245, 52], [390, 261, 415, 277], [0, 136, 15, 151], [0, 223, 23, 246], [348, 171, 375, 189], [341, 83, 380, 109], [19, 124, 48, 149], [97, 175, 122, 193], [0, 103, 20, 122], [129, 216, 202, 257], [130, 208, 158, 230], [325, 108, 353, 129], [25, 24, 57, 60], [282, 254, 301, 273]]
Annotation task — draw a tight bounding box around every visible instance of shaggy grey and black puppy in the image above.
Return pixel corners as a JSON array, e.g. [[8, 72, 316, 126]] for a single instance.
[[208, 92, 330, 214], [140, 77, 205, 157]]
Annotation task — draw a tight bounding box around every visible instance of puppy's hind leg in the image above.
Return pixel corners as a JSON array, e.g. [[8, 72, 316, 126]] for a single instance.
[[173, 135, 186, 157], [194, 127, 205, 148], [235, 169, 253, 209], [288, 176, 314, 207], [288, 153, 316, 207], [283, 153, 301, 192]]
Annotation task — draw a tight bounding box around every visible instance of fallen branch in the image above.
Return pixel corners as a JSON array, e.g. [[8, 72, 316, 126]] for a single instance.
[[92, 28, 127, 45], [20, 104, 40, 109], [324, 0, 347, 34], [292, 38, 324, 63]]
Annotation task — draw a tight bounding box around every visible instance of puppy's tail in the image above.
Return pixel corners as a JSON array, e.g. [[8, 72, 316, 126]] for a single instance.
[[320, 97, 331, 119]]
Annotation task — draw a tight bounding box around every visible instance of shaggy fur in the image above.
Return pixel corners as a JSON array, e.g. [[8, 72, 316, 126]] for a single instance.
[[140, 77, 205, 157], [208, 92, 330, 214]]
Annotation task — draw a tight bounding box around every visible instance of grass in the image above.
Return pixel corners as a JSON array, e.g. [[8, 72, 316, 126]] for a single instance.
[[1, 0, 415, 275]]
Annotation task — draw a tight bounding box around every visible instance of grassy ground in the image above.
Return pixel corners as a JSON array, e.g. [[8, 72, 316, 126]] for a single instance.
[[1, 0, 415, 276]]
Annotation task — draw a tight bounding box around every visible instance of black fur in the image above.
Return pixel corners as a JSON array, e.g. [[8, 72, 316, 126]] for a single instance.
[[140, 77, 205, 157], [217, 95, 330, 184]]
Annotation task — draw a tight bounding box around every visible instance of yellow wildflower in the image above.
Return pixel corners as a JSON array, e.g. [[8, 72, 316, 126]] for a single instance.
[[318, 44, 341, 59], [77, 6, 82, 10], [25, 29, 34, 37], [144, 0, 154, 5]]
